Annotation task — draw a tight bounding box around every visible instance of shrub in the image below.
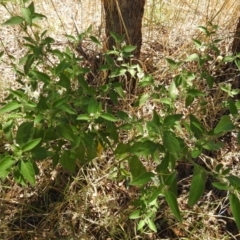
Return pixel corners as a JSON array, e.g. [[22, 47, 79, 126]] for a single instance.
[[0, 2, 240, 233]]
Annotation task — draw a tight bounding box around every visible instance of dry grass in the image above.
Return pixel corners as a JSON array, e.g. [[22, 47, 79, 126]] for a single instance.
[[0, 0, 240, 239]]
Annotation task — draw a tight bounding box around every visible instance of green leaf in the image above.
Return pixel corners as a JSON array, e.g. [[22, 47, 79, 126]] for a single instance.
[[214, 115, 235, 134], [110, 31, 123, 43], [31, 70, 50, 83], [227, 175, 240, 190], [16, 122, 34, 145], [114, 143, 130, 159], [32, 147, 51, 160], [163, 114, 183, 128], [185, 53, 199, 62], [0, 51, 4, 58], [185, 95, 194, 107], [3, 120, 13, 141], [109, 90, 119, 104], [165, 191, 182, 221], [19, 160, 36, 185], [56, 123, 75, 142], [130, 172, 155, 186], [228, 99, 238, 115], [24, 54, 34, 74], [223, 55, 235, 62], [59, 104, 76, 115], [53, 96, 68, 108], [131, 140, 157, 156], [128, 156, 146, 179], [135, 93, 149, 107], [32, 13, 46, 21], [137, 220, 145, 230], [28, 2, 35, 14], [212, 182, 228, 190], [0, 156, 15, 177], [60, 151, 76, 173], [129, 210, 141, 219], [192, 39, 202, 48], [122, 45, 137, 53], [2, 16, 24, 25], [22, 138, 42, 152], [197, 26, 210, 36], [187, 89, 205, 97], [188, 167, 206, 206], [146, 218, 157, 232], [0, 101, 21, 114], [235, 58, 240, 70], [202, 141, 224, 151], [169, 81, 178, 99], [77, 114, 91, 121], [114, 85, 125, 98], [229, 193, 240, 230], [88, 98, 101, 114], [101, 113, 118, 122], [139, 74, 153, 87], [163, 131, 180, 154], [21, 7, 32, 25], [157, 152, 174, 172], [59, 73, 70, 89], [206, 74, 214, 88], [166, 58, 181, 70], [189, 114, 204, 139], [191, 146, 202, 158], [159, 97, 172, 105], [90, 36, 101, 46]]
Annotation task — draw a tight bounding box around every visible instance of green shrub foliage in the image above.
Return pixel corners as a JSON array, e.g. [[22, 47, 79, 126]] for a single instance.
[[0, 2, 240, 232]]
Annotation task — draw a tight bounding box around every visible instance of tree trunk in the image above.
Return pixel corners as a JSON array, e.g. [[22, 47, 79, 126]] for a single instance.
[[103, 0, 145, 58], [232, 17, 240, 54]]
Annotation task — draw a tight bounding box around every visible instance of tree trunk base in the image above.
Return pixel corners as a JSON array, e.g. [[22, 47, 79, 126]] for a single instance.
[[232, 17, 240, 54]]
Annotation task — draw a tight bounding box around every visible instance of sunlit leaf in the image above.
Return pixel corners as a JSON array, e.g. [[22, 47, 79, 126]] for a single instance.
[[2, 16, 24, 25], [185, 53, 199, 62], [122, 45, 136, 53], [101, 113, 118, 122], [135, 93, 149, 107], [19, 160, 36, 185], [0, 101, 21, 114], [214, 115, 235, 134], [22, 138, 42, 152], [21, 7, 32, 25], [229, 193, 240, 230], [146, 218, 157, 232], [0, 156, 15, 177], [129, 210, 141, 219]]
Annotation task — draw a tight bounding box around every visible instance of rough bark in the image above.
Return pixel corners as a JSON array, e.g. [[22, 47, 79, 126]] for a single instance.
[[103, 0, 145, 58], [232, 17, 240, 54]]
